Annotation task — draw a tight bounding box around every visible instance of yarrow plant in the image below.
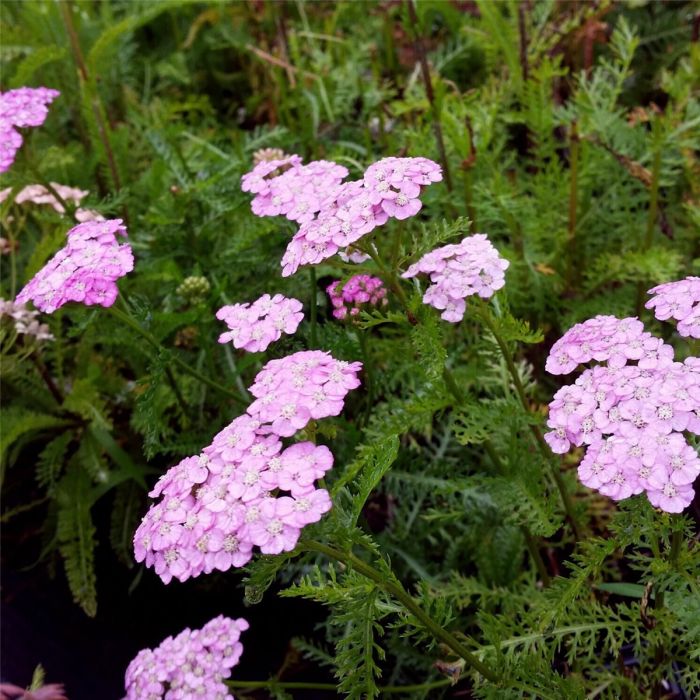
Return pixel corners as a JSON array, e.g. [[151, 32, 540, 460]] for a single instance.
[[123, 615, 248, 700], [402, 234, 510, 322], [216, 294, 304, 352], [0, 87, 59, 173], [15, 219, 133, 313], [646, 276, 700, 339], [545, 315, 700, 512], [327, 274, 388, 320], [133, 350, 361, 583]]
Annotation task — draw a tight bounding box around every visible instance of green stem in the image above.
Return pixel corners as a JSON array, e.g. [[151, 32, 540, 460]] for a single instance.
[[60, 0, 129, 224], [106, 305, 246, 404], [669, 523, 683, 569], [406, 0, 452, 192], [226, 678, 452, 694], [358, 330, 374, 426], [479, 308, 583, 541], [309, 266, 318, 347], [565, 121, 580, 292], [443, 364, 552, 586], [481, 439, 550, 585], [304, 539, 500, 683], [636, 116, 663, 315]]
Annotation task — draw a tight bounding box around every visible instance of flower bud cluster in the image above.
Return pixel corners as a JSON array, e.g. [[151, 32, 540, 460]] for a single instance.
[[0, 299, 53, 342], [646, 276, 700, 339], [123, 615, 248, 700], [545, 315, 700, 512], [177, 276, 211, 305], [15, 219, 134, 313], [327, 274, 387, 320], [0, 87, 60, 173], [216, 294, 304, 353], [133, 350, 362, 583], [402, 234, 509, 322]]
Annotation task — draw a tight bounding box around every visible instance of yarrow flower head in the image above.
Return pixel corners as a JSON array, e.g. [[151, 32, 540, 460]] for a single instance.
[[15, 219, 133, 313], [0, 299, 53, 342], [216, 294, 304, 352], [134, 350, 362, 583], [241, 154, 442, 277], [0, 87, 60, 173], [327, 274, 388, 320], [242, 155, 348, 224], [0, 183, 104, 222], [544, 315, 700, 513], [646, 276, 700, 339], [401, 234, 509, 322], [123, 615, 248, 700]]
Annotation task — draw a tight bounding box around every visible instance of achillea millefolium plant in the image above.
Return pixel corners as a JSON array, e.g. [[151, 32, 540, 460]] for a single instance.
[[1, 1, 699, 698]]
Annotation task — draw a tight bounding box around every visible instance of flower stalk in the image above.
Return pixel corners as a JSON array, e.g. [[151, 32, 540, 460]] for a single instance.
[[478, 306, 584, 540], [303, 538, 501, 683]]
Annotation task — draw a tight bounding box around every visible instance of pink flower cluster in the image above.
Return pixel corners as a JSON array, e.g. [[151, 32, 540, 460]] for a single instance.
[[0, 299, 53, 342], [646, 276, 700, 339], [402, 234, 510, 322], [123, 615, 248, 700], [241, 154, 441, 277], [281, 157, 442, 277], [544, 316, 700, 513], [216, 294, 304, 352], [327, 274, 388, 320], [15, 219, 133, 313], [134, 350, 362, 583], [242, 155, 349, 223], [0, 87, 59, 173], [0, 183, 103, 222]]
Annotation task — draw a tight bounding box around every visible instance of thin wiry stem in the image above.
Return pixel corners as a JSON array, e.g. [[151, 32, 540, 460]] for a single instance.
[[304, 539, 501, 682]]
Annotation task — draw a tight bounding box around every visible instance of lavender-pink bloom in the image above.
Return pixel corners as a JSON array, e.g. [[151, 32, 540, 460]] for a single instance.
[[15, 219, 133, 313], [545, 315, 700, 513], [402, 234, 509, 323], [646, 276, 700, 339], [216, 294, 304, 352], [123, 615, 248, 700], [0, 87, 60, 172]]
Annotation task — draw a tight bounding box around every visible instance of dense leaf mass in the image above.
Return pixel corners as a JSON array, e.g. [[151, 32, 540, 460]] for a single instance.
[[1, 1, 698, 699]]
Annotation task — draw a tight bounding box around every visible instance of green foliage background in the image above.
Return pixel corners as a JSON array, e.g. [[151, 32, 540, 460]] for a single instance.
[[1, 0, 699, 697]]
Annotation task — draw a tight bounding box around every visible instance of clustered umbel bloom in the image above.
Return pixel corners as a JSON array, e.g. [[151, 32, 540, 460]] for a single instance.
[[280, 157, 442, 277], [134, 350, 362, 583], [241, 154, 442, 277], [545, 315, 700, 513], [327, 274, 388, 320], [0, 183, 104, 223], [0, 299, 53, 342], [401, 234, 510, 322], [15, 219, 134, 313], [242, 155, 349, 224], [123, 616, 248, 700], [216, 294, 304, 353], [0, 87, 60, 173], [646, 276, 700, 339]]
